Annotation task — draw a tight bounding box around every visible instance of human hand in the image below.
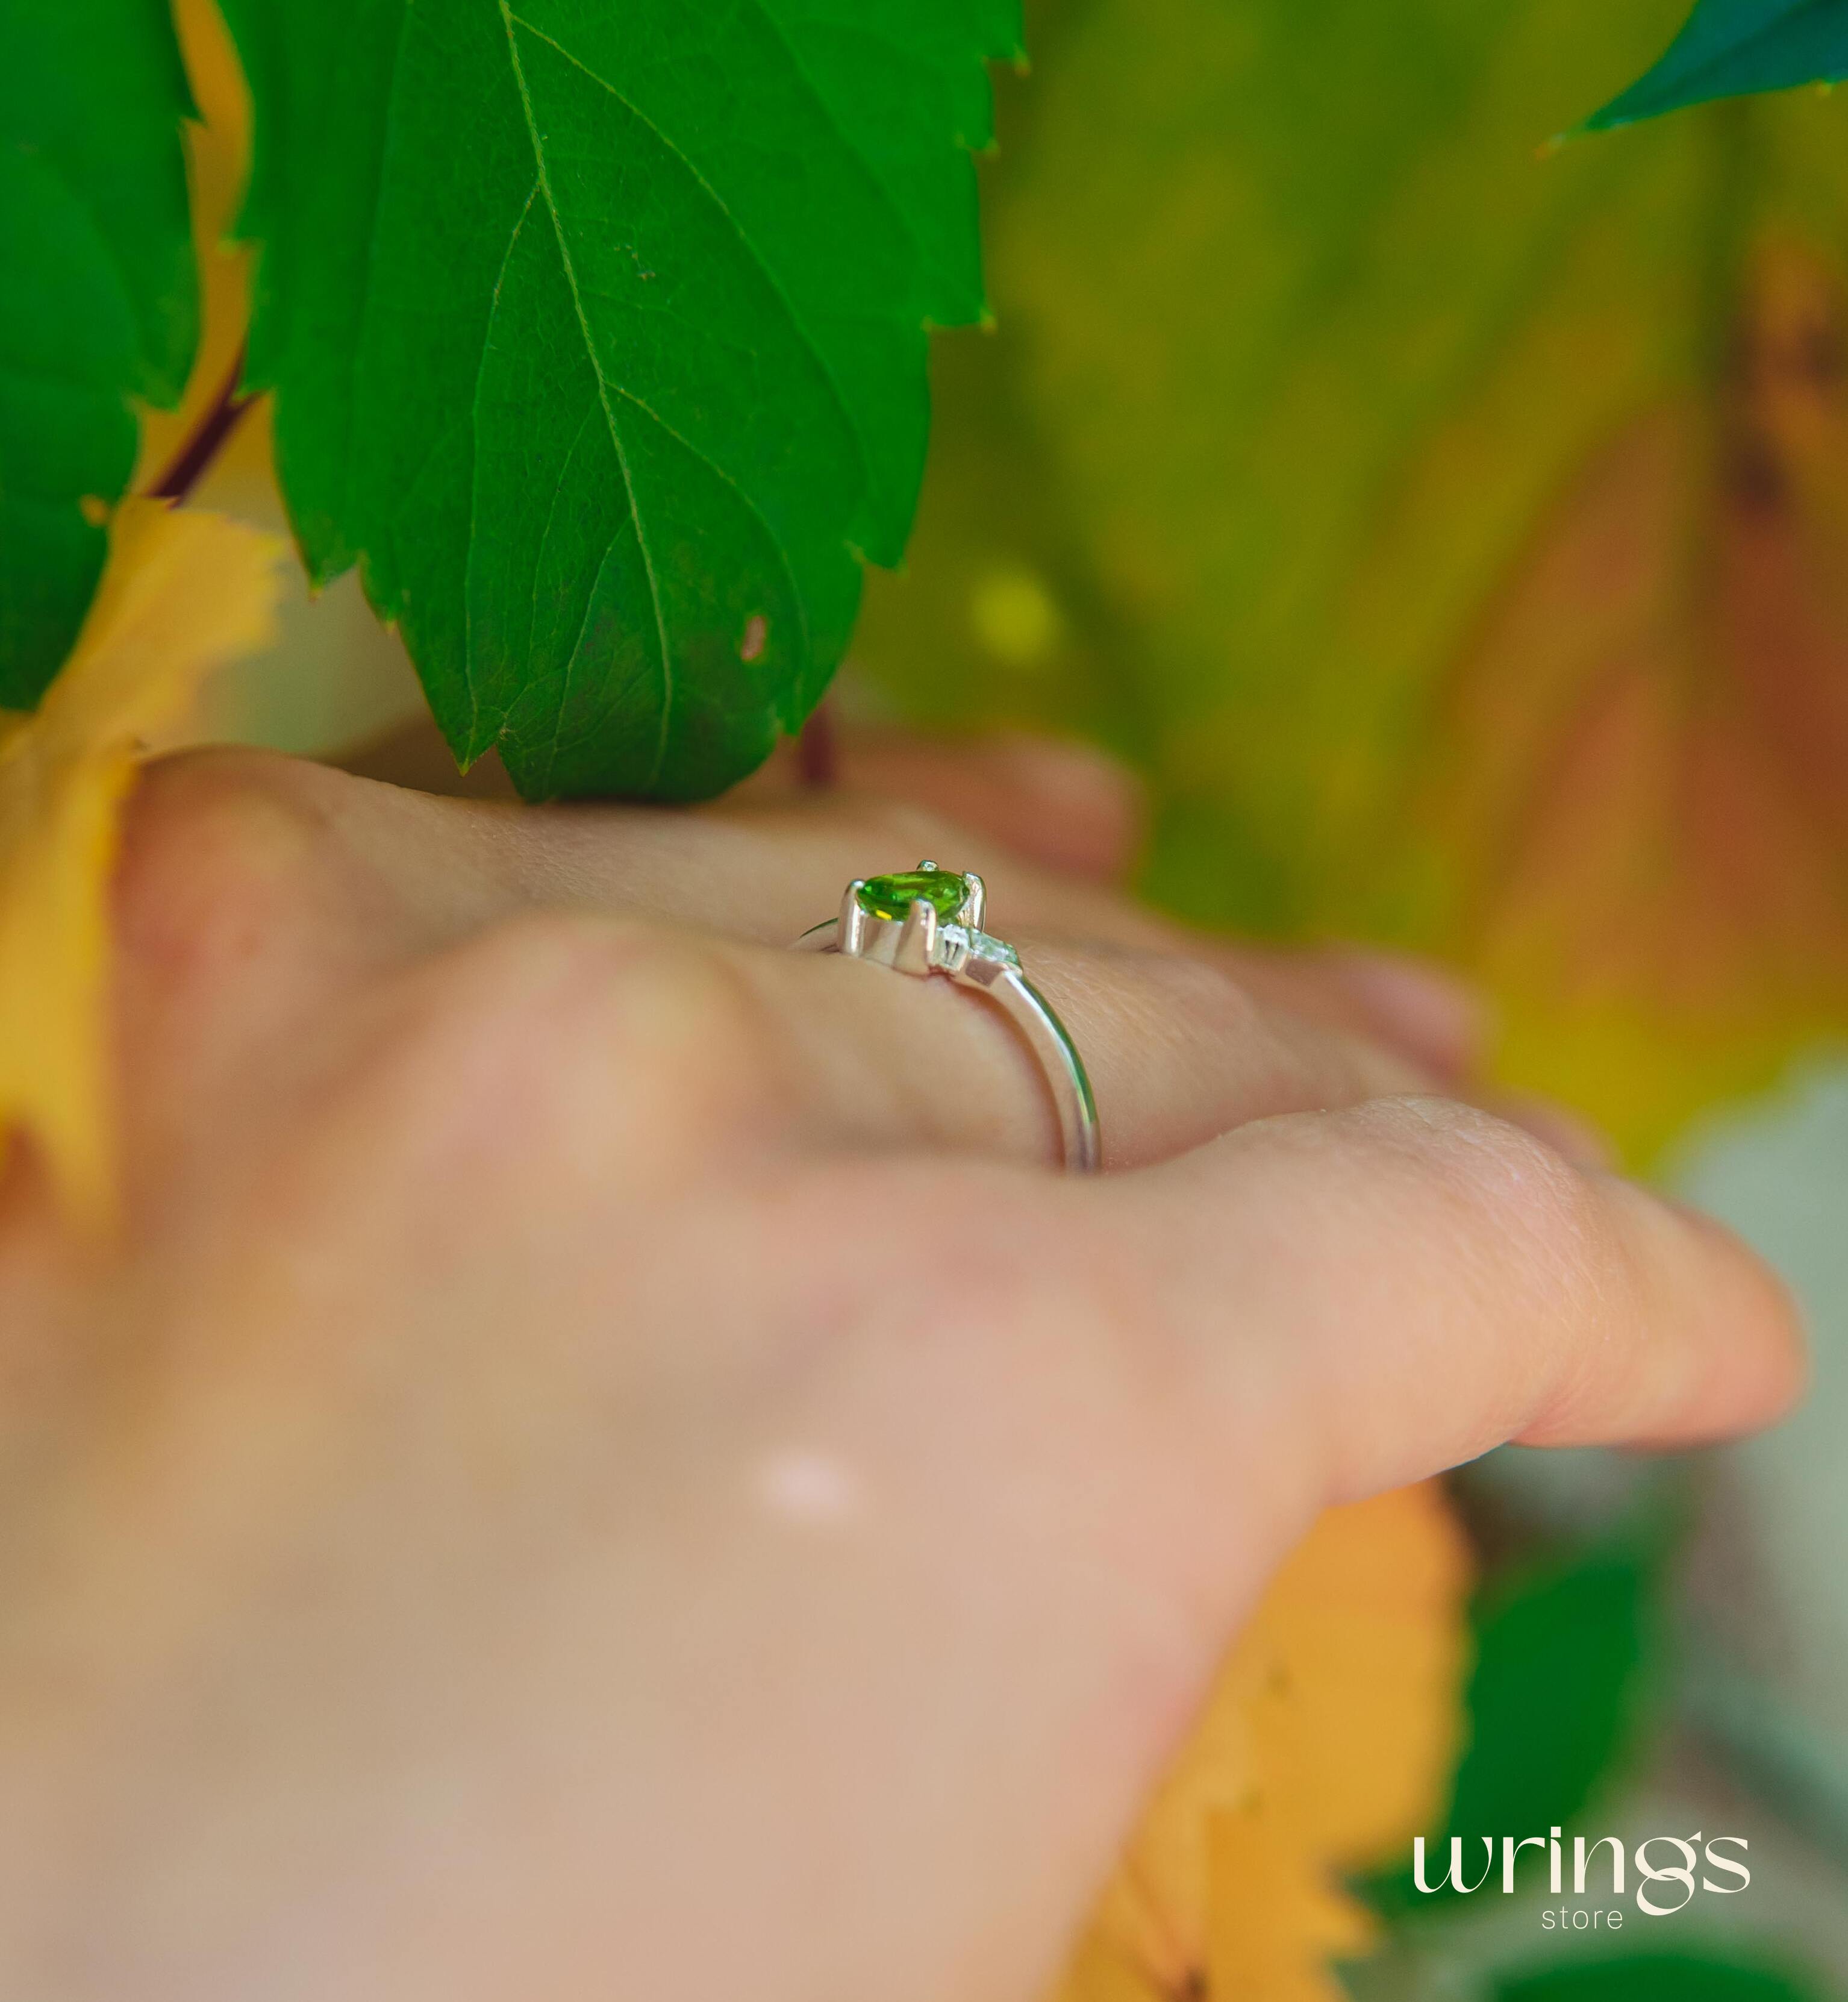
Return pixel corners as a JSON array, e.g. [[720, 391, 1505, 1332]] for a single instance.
[[0, 733, 1802, 2001]]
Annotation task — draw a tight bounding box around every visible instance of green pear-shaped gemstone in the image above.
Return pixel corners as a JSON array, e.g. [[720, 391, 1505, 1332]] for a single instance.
[[856, 869, 969, 922]]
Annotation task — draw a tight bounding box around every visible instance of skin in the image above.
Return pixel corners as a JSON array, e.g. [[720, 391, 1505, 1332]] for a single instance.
[[0, 731, 1803, 2002]]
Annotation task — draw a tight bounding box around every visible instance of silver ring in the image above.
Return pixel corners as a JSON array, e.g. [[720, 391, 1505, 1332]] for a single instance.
[[793, 861, 1101, 1173]]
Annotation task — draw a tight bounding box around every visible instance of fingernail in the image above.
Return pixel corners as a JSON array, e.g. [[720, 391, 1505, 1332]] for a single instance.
[[1328, 951, 1486, 1082]]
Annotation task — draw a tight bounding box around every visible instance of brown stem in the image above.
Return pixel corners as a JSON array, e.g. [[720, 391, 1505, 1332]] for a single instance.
[[796, 695, 838, 789], [146, 342, 257, 503]]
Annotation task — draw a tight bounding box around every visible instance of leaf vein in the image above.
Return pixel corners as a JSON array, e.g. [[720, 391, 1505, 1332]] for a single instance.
[[502, 7, 874, 531], [743, 1, 927, 302], [464, 172, 543, 759], [498, 1, 679, 787], [612, 379, 811, 663], [346, 0, 418, 583], [531, 399, 604, 792]]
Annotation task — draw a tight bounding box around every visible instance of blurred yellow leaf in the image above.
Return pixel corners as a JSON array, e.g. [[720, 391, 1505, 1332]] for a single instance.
[[1049, 1484, 1470, 2002], [0, 501, 283, 1218], [136, 0, 263, 492], [1431, 240, 1848, 1151], [130, 0, 431, 767]]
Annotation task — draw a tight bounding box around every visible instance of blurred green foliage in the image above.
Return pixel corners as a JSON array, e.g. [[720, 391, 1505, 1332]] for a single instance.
[[1494, 1948, 1828, 2000], [856, 0, 1848, 1162]]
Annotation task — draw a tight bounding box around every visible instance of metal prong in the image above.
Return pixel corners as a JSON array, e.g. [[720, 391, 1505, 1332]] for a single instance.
[[893, 896, 938, 974], [959, 870, 985, 931], [917, 858, 938, 871], [838, 880, 869, 957]]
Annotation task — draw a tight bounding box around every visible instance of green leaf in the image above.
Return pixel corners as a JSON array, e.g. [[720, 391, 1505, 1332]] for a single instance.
[[0, 0, 199, 709], [219, 0, 1020, 801], [1493, 1949, 1829, 2001], [1361, 1530, 1665, 1920], [1584, 0, 1848, 133]]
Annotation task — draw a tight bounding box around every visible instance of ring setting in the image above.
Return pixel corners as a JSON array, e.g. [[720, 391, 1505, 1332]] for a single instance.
[[794, 861, 1100, 1173]]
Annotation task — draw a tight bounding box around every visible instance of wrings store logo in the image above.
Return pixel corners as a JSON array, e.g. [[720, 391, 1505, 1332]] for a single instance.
[[1414, 1828, 1750, 1929]]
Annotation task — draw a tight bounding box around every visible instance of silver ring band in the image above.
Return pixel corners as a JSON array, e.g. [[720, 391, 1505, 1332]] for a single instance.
[[793, 862, 1101, 1174]]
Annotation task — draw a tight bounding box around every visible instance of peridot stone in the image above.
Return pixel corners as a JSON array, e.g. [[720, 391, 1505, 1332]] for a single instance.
[[856, 869, 969, 923]]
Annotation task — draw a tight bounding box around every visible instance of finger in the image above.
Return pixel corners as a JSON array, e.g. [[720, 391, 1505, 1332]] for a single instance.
[[343, 765, 1483, 1083], [112, 745, 1439, 1229], [475, 791, 1488, 1085], [323, 732, 1490, 1086], [704, 926, 1435, 1170], [1200, 944, 1485, 1086], [114, 751, 1492, 1189], [1082, 1096, 1805, 1500], [157, 744, 1157, 953], [1316, 949, 1485, 1084], [139, 745, 1484, 1082], [331, 725, 1166, 956]]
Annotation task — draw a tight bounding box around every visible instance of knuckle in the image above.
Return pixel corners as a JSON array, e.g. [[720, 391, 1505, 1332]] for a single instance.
[[593, 925, 785, 1143], [115, 748, 346, 998], [400, 913, 787, 1181]]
